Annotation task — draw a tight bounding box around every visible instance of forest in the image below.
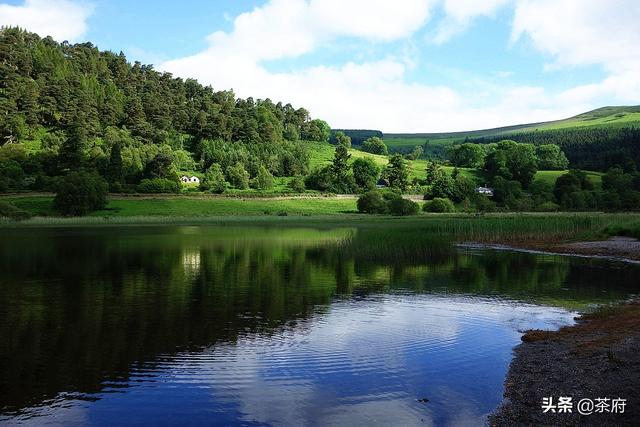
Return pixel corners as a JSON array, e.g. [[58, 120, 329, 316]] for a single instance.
[[0, 27, 330, 195], [465, 127, 640, 171]]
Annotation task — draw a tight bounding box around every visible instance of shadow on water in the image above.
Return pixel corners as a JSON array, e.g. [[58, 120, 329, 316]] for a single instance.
[[0, 225, 639, 424]]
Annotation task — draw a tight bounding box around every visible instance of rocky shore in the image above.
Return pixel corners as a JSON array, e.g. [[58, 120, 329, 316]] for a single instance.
[[490, 300, 640, 426]]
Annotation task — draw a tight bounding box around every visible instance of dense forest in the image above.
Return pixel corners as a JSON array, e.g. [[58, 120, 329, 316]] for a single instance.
[[0, 27, 331, 193], [465, 127, 640, 171]]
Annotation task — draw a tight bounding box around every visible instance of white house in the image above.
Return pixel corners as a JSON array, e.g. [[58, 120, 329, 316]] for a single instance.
[[181, 175, 200, 184], [475, 185, 494, 196]]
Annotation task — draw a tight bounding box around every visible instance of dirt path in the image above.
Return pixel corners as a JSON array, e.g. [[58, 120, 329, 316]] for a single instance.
[[490, 301, 640, 426]]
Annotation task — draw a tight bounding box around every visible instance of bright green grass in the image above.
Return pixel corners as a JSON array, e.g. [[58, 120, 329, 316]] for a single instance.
[[533, 170, 603, 187], [2, 195, 358, 217]]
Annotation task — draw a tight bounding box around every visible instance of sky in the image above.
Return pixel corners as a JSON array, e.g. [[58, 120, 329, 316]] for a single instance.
[[0, 0, 639, 132]]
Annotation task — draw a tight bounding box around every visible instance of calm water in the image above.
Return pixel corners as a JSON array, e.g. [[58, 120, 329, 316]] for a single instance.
[[1, 226, 640, 426]]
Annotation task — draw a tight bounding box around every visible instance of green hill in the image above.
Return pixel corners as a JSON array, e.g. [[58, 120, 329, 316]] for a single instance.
[[385, 106, 640, 145], [375, 106, 640, 170]]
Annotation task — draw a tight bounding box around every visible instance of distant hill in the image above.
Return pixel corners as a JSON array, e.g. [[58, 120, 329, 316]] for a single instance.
[[373, 106, 640, 170], [384, 105, 640, 142]]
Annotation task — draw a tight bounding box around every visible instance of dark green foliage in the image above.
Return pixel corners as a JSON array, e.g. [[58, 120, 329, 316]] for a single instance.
[[107, 142, 124, 184], [331, 129, 382, 146], [404, 145, 423, 160], [384, 154, 409, 191], [136, 178, 181, 194], [449, 143, 485, 168], [387, 196, 420, 216], [468, 127, 640, 171], [334, 131, 351, 148], [357, 190, 387, 213], [226, 163, 250, 189], [254, 165, 274, 190], [423, 197, 455, 213], [484, 140, 538, 187], [301, 119, 331, 142], [0, 28, 323, 192], [357, 190, 418, 215], [0, 201, 32, 220], [361, 137, 388, 155], [200, 164, 226, 193], [600, 167, 640, 211], [305, 166, 334, 192], [535, 144, 569, 170], [54, 172, 108, 215], [287, 175, 305, 193], [492, 176, 523, 208], [352, 157, 379, 191], [553, 170, 598, 211]]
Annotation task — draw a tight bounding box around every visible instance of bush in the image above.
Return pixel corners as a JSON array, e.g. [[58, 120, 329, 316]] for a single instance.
[[536, 201, 560, 212], [423, 197, 455, 213], [388, 197, 420, 216], [137, 178, 181, 194], [0, 201, 32, 221], [253, 165, 274, 190], [226, 163, 250, 189], [200, 164, 226, 193], [357, 190, 387, 213], [287, 175, 305, 193], [54, 172, 109, 216]]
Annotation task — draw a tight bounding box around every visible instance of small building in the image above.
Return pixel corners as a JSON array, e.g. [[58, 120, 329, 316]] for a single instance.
[[475, 185, 494, 197], [181, 175, 200, 184]]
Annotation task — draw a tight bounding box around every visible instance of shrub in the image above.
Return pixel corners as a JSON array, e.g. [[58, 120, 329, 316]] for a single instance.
[[137, 178, 181, 194], [287, 175, 305, 193], [0, 201, 32, 221], [361, 137, 388, 155], [423, 197, 455, 213], [537, 201, 560, 212], [388, 197, 420, 216], [54, 172, 109, 216], [200, 164, 226, 193], [226, 163, 250, 189], [357, 190, 387, 213], [253, 165, 274, 190]]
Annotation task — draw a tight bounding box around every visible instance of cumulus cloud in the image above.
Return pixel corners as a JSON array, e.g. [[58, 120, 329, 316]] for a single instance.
[[0, 0, 92, 42], [160, 0, 639, 132], [512, 0, 640, 113], [432, 0, 512, 44]]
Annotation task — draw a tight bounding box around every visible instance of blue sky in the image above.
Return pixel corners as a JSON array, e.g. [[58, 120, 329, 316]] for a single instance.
[[1, 0, 639, 132]]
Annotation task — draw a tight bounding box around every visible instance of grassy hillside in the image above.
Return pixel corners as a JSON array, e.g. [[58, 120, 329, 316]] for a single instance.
[[307, 141, 593, 186], [383, 105, 640, 151]]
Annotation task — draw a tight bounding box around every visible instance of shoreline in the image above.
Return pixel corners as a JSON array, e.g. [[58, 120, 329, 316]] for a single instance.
[[460, 236, 640, 263], [490, 300, 640, 426]]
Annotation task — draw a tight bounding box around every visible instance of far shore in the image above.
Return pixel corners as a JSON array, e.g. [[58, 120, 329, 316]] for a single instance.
[[460, 236, 640, 262]]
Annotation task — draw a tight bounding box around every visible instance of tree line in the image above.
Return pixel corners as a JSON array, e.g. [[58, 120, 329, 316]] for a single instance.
[[0, 27, 332, 211], [464, 126, 640, 171]]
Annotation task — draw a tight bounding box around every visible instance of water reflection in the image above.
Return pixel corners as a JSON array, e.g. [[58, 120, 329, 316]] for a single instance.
[[0, 226, 639, 426]]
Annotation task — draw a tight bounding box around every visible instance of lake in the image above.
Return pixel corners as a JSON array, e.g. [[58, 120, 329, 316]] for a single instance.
[[1, 225, 639, 426]]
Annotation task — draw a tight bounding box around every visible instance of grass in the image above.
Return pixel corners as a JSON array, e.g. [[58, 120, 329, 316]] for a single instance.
[[2, 193, 640, 247], [1, 195, 359, 218]]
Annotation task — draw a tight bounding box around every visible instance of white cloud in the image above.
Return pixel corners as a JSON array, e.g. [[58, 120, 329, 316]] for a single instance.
[[512, 0, 640, 73], [0, 0, 92, 42], [161, 0, 639, 133], [431, 0, 512, 44]]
